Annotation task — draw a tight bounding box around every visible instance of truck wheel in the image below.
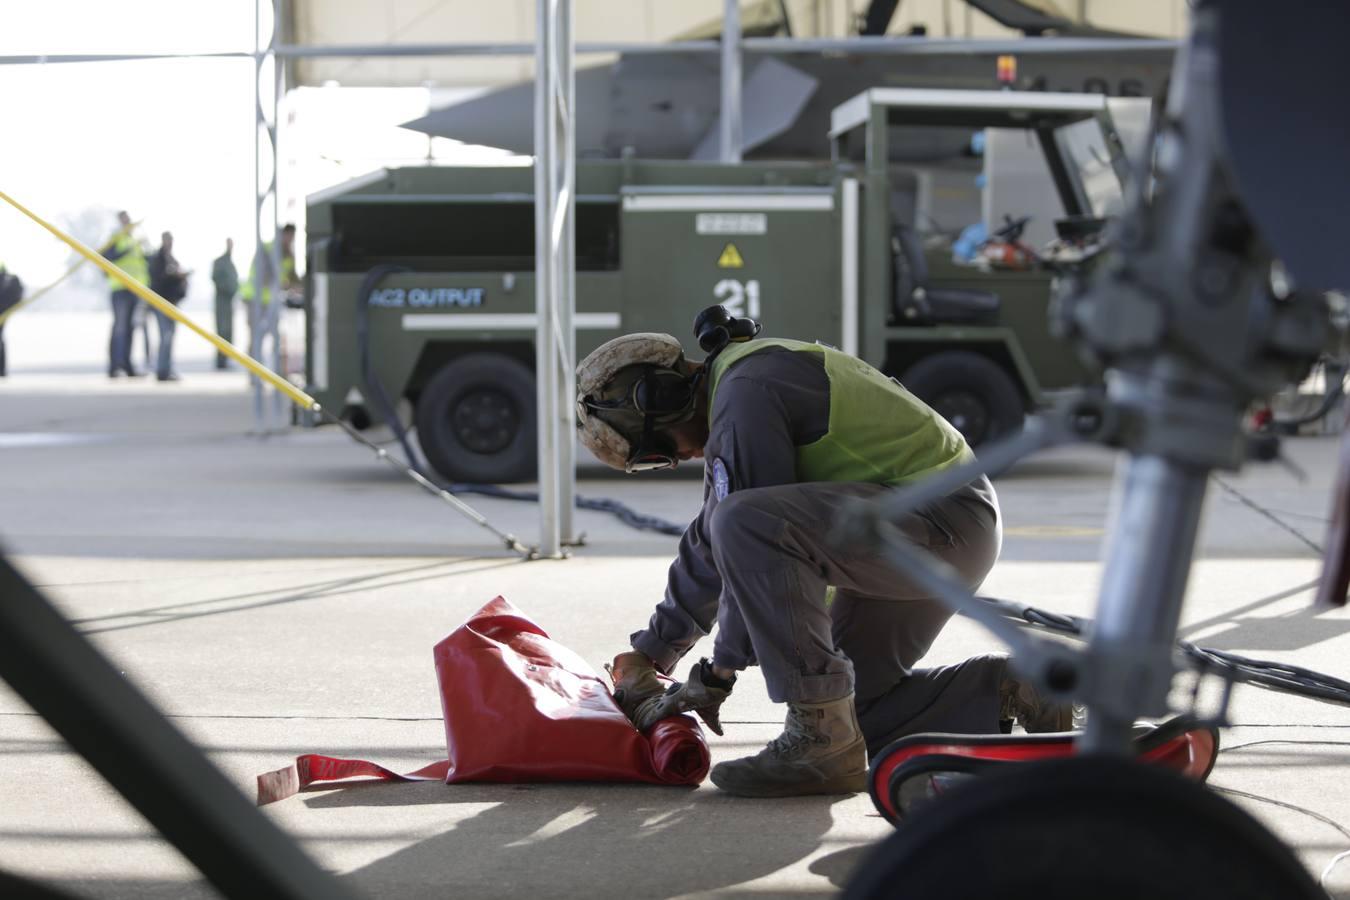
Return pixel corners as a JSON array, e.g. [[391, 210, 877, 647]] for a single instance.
[[414, 353, 536, 484], [901, 351, 1024, 446]]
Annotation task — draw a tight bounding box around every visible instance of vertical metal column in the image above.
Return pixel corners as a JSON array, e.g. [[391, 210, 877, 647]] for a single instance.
[[534, 0, 576, 558], [251, 0, 281, 433], [559, 2, 576, 547], [839, 177, 859, 357], [267, 0, 287, 427], [721, 0, 743, 163], [1080, 452, 1209, 752]]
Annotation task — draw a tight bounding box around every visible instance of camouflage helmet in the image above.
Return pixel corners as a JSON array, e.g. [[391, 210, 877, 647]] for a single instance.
[[575, 333, 688, 471]]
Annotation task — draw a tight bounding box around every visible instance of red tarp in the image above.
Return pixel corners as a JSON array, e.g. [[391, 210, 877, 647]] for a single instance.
[[257, 597, 709, 804]]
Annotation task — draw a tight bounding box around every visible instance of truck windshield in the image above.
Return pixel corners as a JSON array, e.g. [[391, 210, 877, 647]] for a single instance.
[[1053, 118, 1124, 219]]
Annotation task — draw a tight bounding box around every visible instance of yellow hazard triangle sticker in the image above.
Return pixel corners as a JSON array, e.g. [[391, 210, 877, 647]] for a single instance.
[[717, 243, 745, 268]]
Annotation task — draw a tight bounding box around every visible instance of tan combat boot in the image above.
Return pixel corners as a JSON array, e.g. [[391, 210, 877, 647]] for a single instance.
[[999, 672, 1078, 732], [710, 694, 868, 798]]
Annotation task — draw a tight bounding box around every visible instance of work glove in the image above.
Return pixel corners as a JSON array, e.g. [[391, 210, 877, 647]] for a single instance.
[[631, 658, 735, 736], [607, 651, 666, 723]]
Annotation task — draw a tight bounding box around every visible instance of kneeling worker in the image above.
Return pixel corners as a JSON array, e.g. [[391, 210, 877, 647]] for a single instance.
[[575, 307, 1071, 798]]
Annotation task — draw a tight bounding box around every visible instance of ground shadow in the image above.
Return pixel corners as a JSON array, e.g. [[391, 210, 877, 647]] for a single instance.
[[13, 875, 219, 900], [809, 843, 873, 888], [306, 778, 850, 898], [1179, 578, 1350, 652], [68, 557, 520, 634]]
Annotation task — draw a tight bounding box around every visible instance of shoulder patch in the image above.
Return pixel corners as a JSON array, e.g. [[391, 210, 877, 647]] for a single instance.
[[712, 458, 731, 501]]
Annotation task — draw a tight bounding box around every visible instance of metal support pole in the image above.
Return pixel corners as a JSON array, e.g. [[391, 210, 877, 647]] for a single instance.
[[559, 3, 576, 546], [251, 0, 265, 430], [1080, 452, 1209, 752], [251, 0, 281, 433], [268, 1, 287, 427], [721, 0, 743, 163], [534, 0, 576, 557]]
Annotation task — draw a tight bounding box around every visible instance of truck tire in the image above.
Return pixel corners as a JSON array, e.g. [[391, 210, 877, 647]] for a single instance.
[[415, 353, 536, 484], [901, 351, 1025, 446]]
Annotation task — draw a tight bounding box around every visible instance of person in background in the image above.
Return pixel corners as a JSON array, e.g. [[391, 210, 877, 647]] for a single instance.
[[147, 231, 189, 382], [211, 238, 239, 370], [0, 262, 23, 377], [240, 224, 301, 367], [102, 211, 149, 377]]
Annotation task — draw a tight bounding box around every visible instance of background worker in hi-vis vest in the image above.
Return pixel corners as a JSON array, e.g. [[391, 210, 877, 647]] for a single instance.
[[102, 210, 150, 378], [576, 305, 1073, 799], [240, 224, 301, 368]]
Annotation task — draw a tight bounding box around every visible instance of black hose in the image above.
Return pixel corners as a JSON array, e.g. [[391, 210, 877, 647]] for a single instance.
[[449, 483, 684, 536], [979, 595, 1350, 709], [356, 264, 418, 470], [353, 268, 686, 537], [1273, 361, 1347, 430]]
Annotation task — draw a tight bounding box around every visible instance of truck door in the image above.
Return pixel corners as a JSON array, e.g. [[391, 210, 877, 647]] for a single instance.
[[618, 187, 842, 352]]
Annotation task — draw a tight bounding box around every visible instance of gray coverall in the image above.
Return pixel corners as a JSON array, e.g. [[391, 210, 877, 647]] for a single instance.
[[630, 347, 1009, 755]]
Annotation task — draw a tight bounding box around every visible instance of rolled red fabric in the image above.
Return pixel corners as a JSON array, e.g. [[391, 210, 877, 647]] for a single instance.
[[257, 596, 708, 804]]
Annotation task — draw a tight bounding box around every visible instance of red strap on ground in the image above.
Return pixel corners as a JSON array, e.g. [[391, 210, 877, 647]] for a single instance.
[[257, 597, 709, 805]]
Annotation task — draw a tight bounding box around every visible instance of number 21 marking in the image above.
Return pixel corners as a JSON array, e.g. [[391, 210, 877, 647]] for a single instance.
[[714, 279, 761, 318]]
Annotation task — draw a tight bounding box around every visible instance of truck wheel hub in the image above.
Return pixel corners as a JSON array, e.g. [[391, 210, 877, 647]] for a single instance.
[[933, 390, 988, 444], [452, 389, 518, 454]]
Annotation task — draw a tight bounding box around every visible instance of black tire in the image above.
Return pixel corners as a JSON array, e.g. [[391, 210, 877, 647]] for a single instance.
[[900, 350, 1024, 446], [845, 756, 1324, 900], [414, 353, 536, 484]]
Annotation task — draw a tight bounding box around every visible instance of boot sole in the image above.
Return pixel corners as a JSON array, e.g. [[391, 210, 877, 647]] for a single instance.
[[709, 768, 867, 799]]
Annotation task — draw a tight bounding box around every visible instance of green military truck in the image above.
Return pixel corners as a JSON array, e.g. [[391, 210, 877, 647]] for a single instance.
[[304, 88, 1135, 483]]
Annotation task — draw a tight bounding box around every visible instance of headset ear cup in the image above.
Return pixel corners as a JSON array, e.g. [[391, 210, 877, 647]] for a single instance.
[[727, 316, 761, 343], [694, 305, 733, 353]]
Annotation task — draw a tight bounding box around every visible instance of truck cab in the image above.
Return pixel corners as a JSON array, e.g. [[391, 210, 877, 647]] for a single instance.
[[829, 87, 1140, 445]]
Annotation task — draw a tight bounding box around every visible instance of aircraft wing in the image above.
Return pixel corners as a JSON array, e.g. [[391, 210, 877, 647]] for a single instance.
[[690, 57, 819, 160], [967, 0, 1141, 37], [401, 63, 615, 156]]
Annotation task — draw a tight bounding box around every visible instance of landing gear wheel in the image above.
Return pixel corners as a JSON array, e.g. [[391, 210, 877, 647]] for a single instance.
[[845, 756, 1322, 900], [415, 353, 536, 484], [900, 351, 1024, 446]]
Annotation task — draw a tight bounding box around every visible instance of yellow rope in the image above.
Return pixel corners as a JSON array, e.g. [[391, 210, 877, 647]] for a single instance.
[[0, 258, 85, 329], [0, 223, 144, 329], [0, 189, 317, 411]]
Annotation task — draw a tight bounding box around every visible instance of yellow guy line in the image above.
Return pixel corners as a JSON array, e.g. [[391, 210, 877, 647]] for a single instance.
[[0, 189, 317, 411], [0, 223, 140, 328], [0, 258, 84, 329], [0, 189, 534, 555]]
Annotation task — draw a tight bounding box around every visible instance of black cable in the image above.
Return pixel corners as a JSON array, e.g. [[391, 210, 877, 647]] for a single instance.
[[980, 596, 1350, 709], [1210, 474, 1325, 555], [1272, 361, 1348, 430], [1211, 786, 1350, 841], [353, 268, 685, 538], [355, 264, 418, 471], [1214, 741, 1350, 889], [448, 483, 685, 536], [1221, 739, 1350, 753]]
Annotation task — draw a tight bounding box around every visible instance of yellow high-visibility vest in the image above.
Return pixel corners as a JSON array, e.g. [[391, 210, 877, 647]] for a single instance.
[[240, 243, 298, 305], [105, 232, 149, 292]]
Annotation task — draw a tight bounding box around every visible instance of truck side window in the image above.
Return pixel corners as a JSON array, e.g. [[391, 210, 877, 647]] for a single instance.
[[331, 201, 620, 272]]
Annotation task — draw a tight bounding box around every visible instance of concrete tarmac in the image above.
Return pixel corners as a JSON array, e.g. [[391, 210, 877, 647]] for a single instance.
[[1, 340, 1348, 898]]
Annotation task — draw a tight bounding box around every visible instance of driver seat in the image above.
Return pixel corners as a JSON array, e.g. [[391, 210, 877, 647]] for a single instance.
[[892, 225, 1001, 326]]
